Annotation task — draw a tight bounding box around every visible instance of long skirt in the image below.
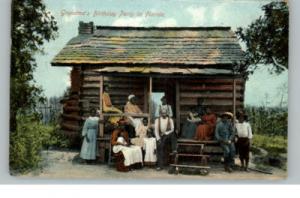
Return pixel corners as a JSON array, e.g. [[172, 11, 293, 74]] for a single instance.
[[80, 130, 97, 160], [181, 121, 197, 139], [194, 124, 214, 141], [104, 106, 122, 124], [113, 145, 143, 166], [143, 137, 157, 164], [237, 137, 250, 160]]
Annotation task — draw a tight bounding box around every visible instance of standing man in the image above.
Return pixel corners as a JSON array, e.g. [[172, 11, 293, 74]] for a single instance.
[[154, 109, 177, 171], [236, 113, 253, 171], [155, 96, 173, 118], [215, 112, 236, 173]]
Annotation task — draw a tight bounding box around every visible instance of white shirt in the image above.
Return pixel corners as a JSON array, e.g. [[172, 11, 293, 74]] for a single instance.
[[154, 117, 174, 141], [155, 104, 173, 118], [236, 122, 253, 139]]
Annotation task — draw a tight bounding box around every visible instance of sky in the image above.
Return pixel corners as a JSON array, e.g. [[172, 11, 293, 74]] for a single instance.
[[34, 0, 288, 107]]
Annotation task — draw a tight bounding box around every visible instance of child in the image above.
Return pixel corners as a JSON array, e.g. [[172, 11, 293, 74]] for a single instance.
[[117, 131, 129, 147]]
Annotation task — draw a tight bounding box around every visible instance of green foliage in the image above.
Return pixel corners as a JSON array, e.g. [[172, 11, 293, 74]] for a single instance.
[[245, 106, 288, 137], [45, 124, 70, 149], [10, 113, 52, 173], [252, 134, 287, 155], [236, 1, 289, 75], [10, 0, 58, 131], [9, 113, 69, 174]]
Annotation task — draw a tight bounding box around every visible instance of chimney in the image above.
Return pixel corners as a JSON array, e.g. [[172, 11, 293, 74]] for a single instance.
[[78, 21, 94, 34]]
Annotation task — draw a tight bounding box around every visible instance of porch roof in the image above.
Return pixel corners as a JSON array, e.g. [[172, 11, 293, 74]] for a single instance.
[[94, 67, 234, 76]]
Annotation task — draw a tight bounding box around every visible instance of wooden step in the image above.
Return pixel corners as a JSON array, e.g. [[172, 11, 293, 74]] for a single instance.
[[178, 143, 205, 147], [176, 153, 209, 157], [170, 164, 210, 169]]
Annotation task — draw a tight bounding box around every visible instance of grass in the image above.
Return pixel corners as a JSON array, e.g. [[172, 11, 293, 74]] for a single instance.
[[252, 134, 287, 155]]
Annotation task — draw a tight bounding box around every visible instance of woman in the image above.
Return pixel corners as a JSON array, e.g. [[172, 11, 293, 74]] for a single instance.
[[80, 109, 99, 163], [103, 85, 123, 125], [194, 107, 217, 141], [111, 119, 143, 171], [181, 107, 201, 139]]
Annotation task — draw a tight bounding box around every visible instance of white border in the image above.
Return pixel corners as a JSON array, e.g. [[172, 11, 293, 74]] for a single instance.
[[1, 0, 300, 184]]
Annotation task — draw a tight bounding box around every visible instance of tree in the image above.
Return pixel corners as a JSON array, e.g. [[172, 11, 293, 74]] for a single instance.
[[236, 1, 289, 75], [10, 0, 58, 131]]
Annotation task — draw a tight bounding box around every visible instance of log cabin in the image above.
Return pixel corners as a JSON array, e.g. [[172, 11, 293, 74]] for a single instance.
[[51, 21, 246, 163]]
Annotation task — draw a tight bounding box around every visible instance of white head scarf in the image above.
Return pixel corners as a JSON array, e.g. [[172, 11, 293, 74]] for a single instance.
[[128, 94, 135, 100]]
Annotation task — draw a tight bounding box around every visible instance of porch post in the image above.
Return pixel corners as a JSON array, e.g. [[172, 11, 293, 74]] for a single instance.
[[176, 80, 180, 134], [148, 77, 152, 126], [233, 77, 236, 121], [99, 75, 104, 137], [98, 75, 106, 163], [144, 81, 148, 113]]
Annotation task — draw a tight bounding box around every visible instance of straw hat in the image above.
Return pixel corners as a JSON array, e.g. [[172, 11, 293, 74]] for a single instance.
[[221, 112, 233, 118]]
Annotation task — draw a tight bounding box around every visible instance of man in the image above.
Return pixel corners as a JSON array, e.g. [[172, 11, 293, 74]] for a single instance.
[[236, 113, 253, 171], [124, 94, 143, 128], [215, 112, 236, 173], [155, 96, 173, 118], [154, 109, 177, 171], [103, 85, 123, 125]]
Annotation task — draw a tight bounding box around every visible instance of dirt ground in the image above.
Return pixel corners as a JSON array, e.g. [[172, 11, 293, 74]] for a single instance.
[[19, 150, 287, 180]]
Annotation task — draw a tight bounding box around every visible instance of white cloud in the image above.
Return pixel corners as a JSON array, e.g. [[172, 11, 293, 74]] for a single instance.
[[156, 18, 178, 27], [112, 17, 145, 26], [186, 6, 206, 26], [212, 4, 224, 22]]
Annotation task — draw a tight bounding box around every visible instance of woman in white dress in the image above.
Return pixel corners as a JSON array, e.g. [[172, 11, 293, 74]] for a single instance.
[[111, 120, 143, 170]]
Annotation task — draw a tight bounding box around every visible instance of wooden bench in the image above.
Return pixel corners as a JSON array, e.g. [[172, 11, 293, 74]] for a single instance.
[[169, 138, 222, 175]]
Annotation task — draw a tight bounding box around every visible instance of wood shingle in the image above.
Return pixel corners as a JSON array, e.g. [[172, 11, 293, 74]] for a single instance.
[[51, 25, 245, 67]]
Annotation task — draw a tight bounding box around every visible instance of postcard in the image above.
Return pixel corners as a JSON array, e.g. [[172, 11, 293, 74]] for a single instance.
[[9, 0, 288, 180]]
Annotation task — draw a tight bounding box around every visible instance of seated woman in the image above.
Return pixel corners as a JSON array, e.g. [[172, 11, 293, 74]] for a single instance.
[[103, 85, 123, 125], [194, 107, 217, 141], [124, 94, 144, 128], [131, 118, 157, 166], [181, 107, 201, 139], [111, 119, 143, 172]]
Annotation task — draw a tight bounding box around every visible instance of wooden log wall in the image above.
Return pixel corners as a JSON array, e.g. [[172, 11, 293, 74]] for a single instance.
[[60, 67, 82, 148], [178, 78, 245, 126], [81, 69, 147, 119]]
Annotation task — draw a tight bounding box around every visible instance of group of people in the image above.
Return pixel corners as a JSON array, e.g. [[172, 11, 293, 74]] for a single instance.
[[215, 111, 253, 172], [79, 84, 253, 173], [80, 85, 177, 171], [181, 105, 217, 141]]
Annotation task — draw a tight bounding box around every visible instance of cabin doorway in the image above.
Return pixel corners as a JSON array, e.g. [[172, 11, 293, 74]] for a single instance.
[[152, 78, 177, 125]]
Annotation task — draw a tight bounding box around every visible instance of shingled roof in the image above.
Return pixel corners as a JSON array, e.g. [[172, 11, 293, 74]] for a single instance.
[[51, 22, 245, 67]]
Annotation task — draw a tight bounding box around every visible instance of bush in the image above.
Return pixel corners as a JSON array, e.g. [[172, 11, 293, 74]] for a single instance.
[[252, 134, 287, 155], [9, 113, 69, 174]]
